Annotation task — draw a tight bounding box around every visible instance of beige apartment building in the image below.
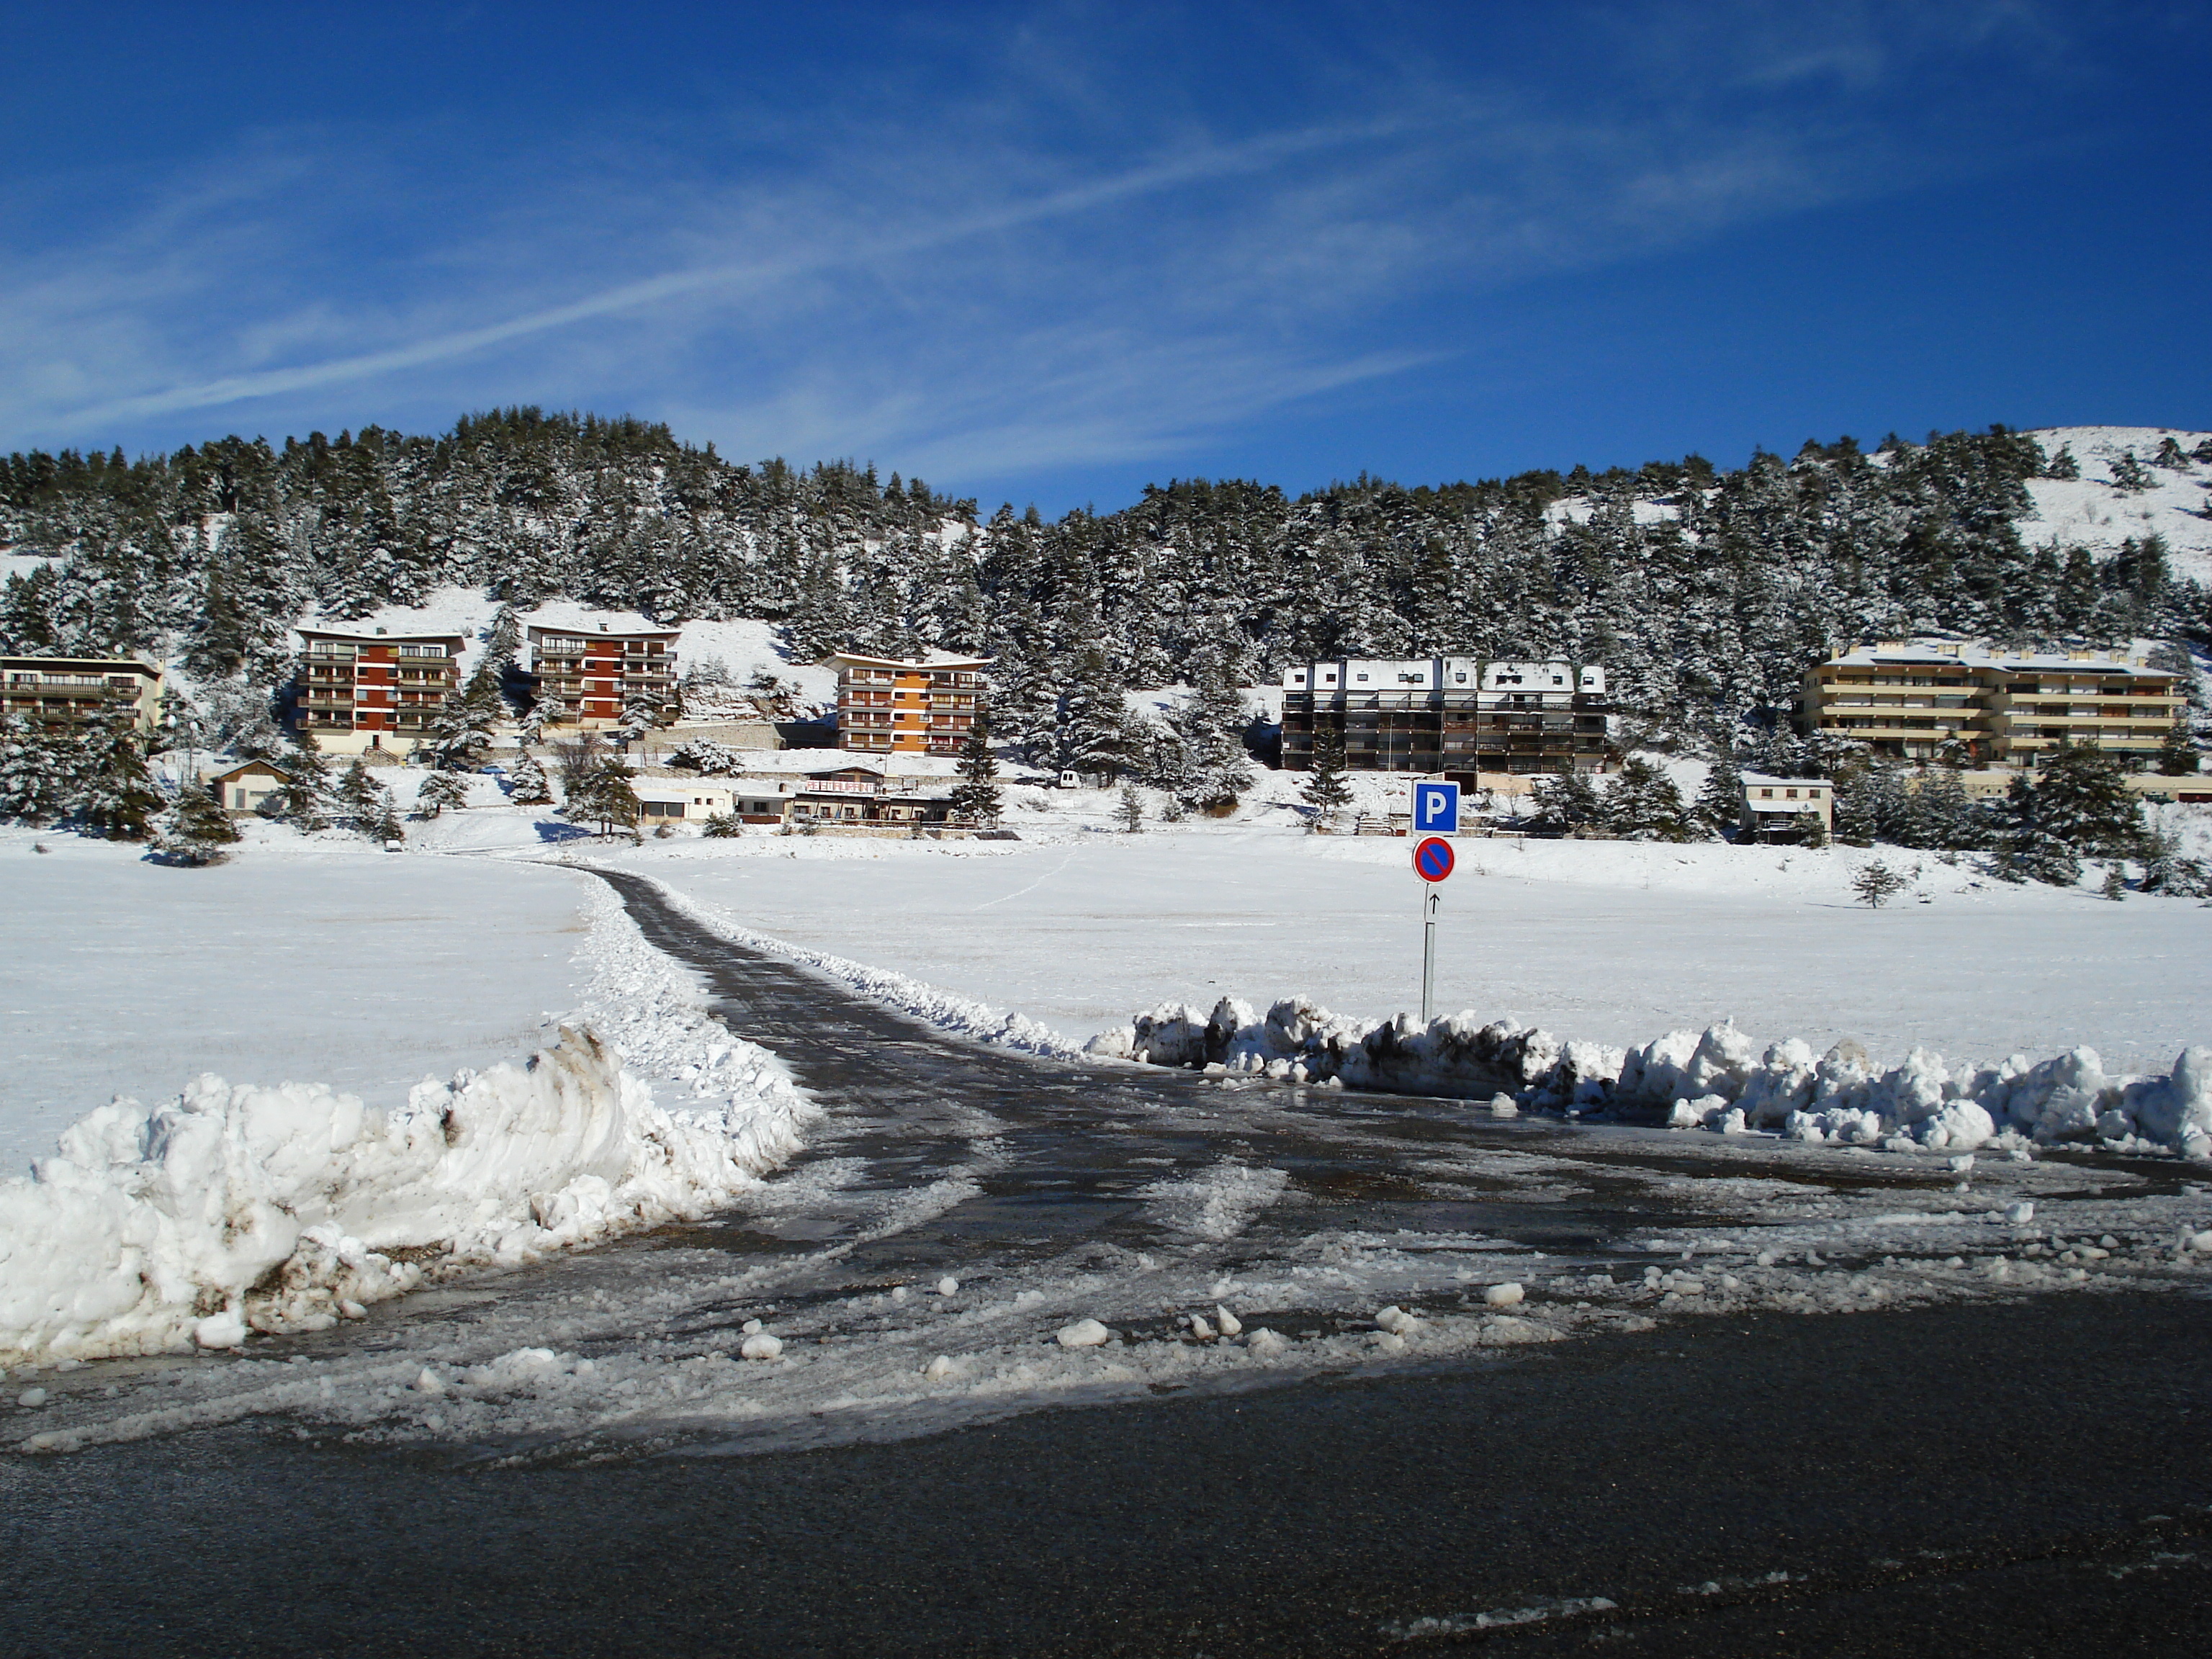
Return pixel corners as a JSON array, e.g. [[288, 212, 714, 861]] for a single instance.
[[1, 655, 163, 734], [1803, 640, 2183, 768]]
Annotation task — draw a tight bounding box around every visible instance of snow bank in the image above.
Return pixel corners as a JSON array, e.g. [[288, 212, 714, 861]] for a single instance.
[[1088, 996, 2212, 1159], [0, 882, 810, 1366]]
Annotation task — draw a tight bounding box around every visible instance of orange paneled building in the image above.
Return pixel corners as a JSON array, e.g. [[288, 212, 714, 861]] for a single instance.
[[831, 651, 992, 757]]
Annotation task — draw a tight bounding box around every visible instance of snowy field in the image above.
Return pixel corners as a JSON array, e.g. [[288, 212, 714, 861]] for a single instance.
[[0, 828, 596, 1174], [593, 826, 2212, 1078], [5, 808, 2212, 1456]]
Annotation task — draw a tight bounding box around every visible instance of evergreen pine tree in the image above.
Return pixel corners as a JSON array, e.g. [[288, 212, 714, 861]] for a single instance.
[[363, 782, 405, 846], [430, 667, 503, 768], [2157, 721, 2200, 775], [76, 718, 162, 840], [1993, 774, 2080, 886], [1693, 750, 1742, 838], [1604, 757, 1691, 841], [507, 751, 554, 804], [1910, 766, 1982, 850], [2026, 739, 2146, 858], [2108, 451, 2153, 493], [151, 783, 242, 866], [1168, 648, 1253, 814], [266, 743, 331, 829], [0, 715, 77, 824], [415, 768, 470, 819], [1299, 720, 1352, 827], [2044, 445, 2080, 480], [1531, 769, 1605, 832], [335, 758, 379, 825], [2140, 825, 2212, 897], [482, 602, 523, 670], [562, 757, 641, 838], [1115, 782, 1145, 832], [1056, 646, 1136, 782], [1830, 765, 1878, 845], [949, 713, 1003, 827]]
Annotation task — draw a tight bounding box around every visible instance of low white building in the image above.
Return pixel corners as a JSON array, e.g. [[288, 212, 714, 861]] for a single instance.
[[1740, 773, 1833, 840]]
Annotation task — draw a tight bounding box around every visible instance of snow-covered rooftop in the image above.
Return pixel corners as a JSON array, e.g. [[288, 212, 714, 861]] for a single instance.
[[1822, 638, 2171, 675]]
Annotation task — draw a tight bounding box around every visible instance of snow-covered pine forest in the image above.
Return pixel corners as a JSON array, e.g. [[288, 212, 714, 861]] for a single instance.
[[4, 412, 2208, 756]]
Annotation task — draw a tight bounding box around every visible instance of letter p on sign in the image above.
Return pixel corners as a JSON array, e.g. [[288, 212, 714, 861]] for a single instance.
[[1413, 781, 1459, 835]]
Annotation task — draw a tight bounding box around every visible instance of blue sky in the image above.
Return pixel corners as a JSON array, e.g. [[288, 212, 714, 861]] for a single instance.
[[4, 2, 2207, 513]]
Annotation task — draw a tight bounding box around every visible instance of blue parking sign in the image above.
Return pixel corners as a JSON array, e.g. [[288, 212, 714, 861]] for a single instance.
[[1413, 781, 1460, 835]]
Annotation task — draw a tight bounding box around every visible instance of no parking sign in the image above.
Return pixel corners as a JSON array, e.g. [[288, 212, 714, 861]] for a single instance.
[[1413, 835, 1455, 883]]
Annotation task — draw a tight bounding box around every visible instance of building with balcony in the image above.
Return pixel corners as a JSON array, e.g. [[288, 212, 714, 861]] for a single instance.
[[1740, 773, 1833, 841], [831, 650, 991, 757], [527, 623, 681, 731], [0, 655, 163, 734], [293, 629, 465, 754], [1280, 658, 1611, 778], [1803, 640, 2184, 768]]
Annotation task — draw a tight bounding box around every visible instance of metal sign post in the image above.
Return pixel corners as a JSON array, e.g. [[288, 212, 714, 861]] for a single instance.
[[1411, 834, 1455, 1024]]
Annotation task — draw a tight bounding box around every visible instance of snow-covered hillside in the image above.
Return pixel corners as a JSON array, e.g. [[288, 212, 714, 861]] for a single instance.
[[2021, 426, 2212, 586]]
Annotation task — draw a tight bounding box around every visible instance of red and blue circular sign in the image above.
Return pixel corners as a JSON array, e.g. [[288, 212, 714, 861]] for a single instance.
[[1413, 835, 1455, 883]]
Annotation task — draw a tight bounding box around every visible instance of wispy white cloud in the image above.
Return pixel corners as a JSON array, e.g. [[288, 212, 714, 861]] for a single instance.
[[0, 3, 2087, 486]]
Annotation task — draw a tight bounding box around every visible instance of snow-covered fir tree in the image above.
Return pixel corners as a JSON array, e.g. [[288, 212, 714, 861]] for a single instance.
[[1531, 770, 1604, 831], [1693, 749, 1742, 838], [0, 715, 78, 824], [1604, 757, 1693, 841], [264, 745, 331, 829], [1055, 646, 1136, 782], [1165, 649, 1252, 814], [949, 714, 1003, 827], [415, 768, 470, 818], [151, 783, 241, 866], [428, 668, 503, 768], [1299, 721, 1352, 827], [506, 751, 553, 805], [562, 757, 640, 838], [1115, 782, 1145, 832], [2016, 741, 2146, 859], [74, 719, 162, 839]]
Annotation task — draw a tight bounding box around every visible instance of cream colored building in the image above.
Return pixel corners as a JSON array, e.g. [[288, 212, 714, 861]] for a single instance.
[[1740, 772, 1833, 840], [1804, 639, 2183, 768], [1, 655, 163, 734]]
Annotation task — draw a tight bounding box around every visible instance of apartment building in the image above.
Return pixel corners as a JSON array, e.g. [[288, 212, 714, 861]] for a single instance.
[[293, 629, 465, 753], [528, 623, 681, 730], [1803, 640, 2183, 768], [1280, 658, 1611, 778], [831, 651, 990, 757], [0, 655, 163, 734]]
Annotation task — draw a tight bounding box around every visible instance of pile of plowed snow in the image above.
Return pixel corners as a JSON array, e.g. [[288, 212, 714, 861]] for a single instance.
[[1090, 997, 2212, 1159], [0, 883, 809, 1366]]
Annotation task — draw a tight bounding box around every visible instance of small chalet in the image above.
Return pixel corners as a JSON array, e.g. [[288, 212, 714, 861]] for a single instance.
[[206, 759, 292, 814]]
